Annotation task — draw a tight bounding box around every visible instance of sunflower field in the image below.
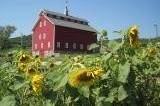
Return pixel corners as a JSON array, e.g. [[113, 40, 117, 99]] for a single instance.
[[0, 25, 160, 106]]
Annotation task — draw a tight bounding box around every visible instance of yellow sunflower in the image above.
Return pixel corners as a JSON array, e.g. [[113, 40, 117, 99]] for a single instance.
[[92, 67, 103, 77], [18, 63, 27, 72], [73, 55, 83, 63], [32, 74, 43, 94], [19, 54, 30, 63], [26, 65, 37, 76], [128, 25, 139, 46], [147, 47, 157, 56], [68, 67, 103, 87]]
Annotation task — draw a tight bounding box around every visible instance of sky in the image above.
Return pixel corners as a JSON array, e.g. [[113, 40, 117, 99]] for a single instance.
[[0, 0, 160, 39]]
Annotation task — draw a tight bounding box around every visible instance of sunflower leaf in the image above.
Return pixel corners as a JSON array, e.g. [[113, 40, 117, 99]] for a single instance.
[[118, 61, 130, 83], [118, 86, 128, 101], [0, 95, 16, 106], [78, 86, 90, 98], [53, 74, 68, 91]]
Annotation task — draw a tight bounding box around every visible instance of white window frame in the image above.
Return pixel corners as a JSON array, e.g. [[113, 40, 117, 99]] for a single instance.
[[48, 42, 51, 48], [34, 43, 37, 49], [41, 43, 44, 49], [80, 44, 83, 50], [65, 43, 69, 49], [40, 21, 42, 27], [43, 33, 46, 39], [39, 33, 42, 40], [56, 42, 60, 48], [44, 20, 47, 26], [73, 43, 76, 49]]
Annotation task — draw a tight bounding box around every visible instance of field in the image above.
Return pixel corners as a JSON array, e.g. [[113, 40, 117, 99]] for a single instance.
[[0, 26, 160, 106]]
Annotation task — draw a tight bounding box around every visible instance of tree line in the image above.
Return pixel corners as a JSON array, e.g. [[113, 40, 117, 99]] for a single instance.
[[0, 25, 31, 50]]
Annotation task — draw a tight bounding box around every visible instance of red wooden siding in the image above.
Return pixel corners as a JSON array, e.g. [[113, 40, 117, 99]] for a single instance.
[[54, 26, 97, 52], [32, 15, 55, 56]]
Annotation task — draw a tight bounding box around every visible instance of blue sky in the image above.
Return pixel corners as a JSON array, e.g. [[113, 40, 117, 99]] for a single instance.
[[0, 0, 160, 39]]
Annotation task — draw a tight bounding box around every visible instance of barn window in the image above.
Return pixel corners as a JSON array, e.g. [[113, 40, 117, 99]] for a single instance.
[[40, 22, 42, 27], [80, 44, 83, 50], [57, 42, 60, 48], [48, 42, 51, 48], [65, 43, 69, 49], [43, 33, 46, 39], [39, 33, 42, 40], [44, 20, 47, 26], [73, 43, 76, 49], [34, 43, 37, 49], [41, 43, 44, 49]]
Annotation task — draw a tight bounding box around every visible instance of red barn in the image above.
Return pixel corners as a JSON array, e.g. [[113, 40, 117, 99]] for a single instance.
[[32, 9, 97, 56]]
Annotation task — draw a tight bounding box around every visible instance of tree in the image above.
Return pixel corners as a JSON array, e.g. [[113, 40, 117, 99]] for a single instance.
[[0, 25, 16, 49]]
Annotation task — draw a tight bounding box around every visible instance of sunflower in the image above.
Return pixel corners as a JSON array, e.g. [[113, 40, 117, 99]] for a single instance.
[[18, 63, 27, 72], [73, 55, 83, 63], [32, 74, 43, 94], [19, 54, 30, 63], [92, 67, 103, 77], [147, 47, 157, 56], [68, 67, 103, 87], [128, 25, 139, 46], [26, 65, 37, 76]]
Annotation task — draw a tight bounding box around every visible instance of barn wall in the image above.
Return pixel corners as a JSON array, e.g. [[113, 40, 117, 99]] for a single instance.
[[32, 15, 55, 56], [54, 26, 97, 52]]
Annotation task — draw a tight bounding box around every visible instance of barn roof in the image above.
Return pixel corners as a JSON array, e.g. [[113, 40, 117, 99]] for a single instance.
[[42, 9, 97, 32], [43, 9, 89, 23]]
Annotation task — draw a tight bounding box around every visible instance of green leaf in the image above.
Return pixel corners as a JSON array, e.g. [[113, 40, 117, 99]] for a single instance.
[[46, 100, 55, 106], [108, 41, 122, 52], [102, 53, 112, 61], [53, 74, 68, 91], [101, 70, 110, 80], [107, 87, 117, 103], [118, 86, 128, 101], [92, 88, 100, 96], [118, 61, 130, 83], [10, 81, 29, 91], [78, 86, 90, 98], [0, 95, 16, 106]]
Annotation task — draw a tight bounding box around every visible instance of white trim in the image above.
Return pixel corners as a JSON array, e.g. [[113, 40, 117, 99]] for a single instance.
[[56, 42, 60, 48], [80, 44, 83, 50], [44, 20, 47, 26], [43, 33, 46, 39], [48, 41, 51, 48], [34, 43, 37, 49], [65, 43, 69, 49], [73, 43, 76, 49], [32, 13, 54, 31], [41, 43, 44, 49], [40, 21, 42, 27], [39, 33, 42, 40]]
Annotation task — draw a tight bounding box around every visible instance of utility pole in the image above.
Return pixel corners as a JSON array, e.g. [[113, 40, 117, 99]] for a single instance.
[[154, 24, 158, 37]]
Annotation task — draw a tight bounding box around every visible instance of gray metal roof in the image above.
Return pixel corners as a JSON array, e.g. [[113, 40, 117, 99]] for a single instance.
[[48, 17, 97, 32], [43, 9, 89, 23], [42, 9, 97, 32]]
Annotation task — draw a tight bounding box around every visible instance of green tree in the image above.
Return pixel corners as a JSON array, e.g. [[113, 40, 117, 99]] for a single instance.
[[0, 25, 16, 49]]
